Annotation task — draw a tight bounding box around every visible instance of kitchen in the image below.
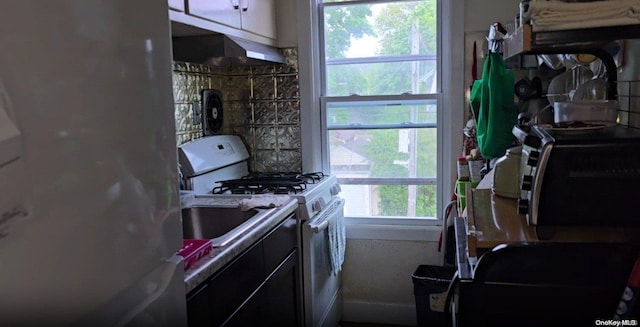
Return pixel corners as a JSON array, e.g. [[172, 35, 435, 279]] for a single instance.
[[1, 0, 640, 326]]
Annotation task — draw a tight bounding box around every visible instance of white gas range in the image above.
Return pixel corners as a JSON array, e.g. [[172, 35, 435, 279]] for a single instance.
[[178, 135, 345, 327]]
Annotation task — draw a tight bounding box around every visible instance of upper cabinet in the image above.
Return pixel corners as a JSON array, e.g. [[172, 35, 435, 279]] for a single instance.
[[238, 0, 276, 40], [186, 0, 241, 31], [169, 0, 277, 44]]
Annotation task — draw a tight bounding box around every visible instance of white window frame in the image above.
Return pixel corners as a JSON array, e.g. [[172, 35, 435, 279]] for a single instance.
[[298, 0, 464, 236]]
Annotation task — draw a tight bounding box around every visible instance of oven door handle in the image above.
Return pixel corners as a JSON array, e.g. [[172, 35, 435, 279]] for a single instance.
[[309, 198, 345, 233], [311, 220, 329, 233]]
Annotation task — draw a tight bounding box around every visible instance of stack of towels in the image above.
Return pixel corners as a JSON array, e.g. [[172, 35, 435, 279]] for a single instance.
[[525, 0, 640, 31]]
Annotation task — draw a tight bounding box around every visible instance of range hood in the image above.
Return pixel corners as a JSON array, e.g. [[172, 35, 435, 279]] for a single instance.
[[171, 34, 286, 66]]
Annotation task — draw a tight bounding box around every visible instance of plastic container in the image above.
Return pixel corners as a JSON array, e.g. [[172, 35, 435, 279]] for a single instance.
[[553, 100, 618, 124], [492, 146, 522, 199], [455, 180, 479, 215], [457, 157, 470, 181], [412, 265, 456, 327], [467, 159, 484, 182], [178, 239, 212, 270]]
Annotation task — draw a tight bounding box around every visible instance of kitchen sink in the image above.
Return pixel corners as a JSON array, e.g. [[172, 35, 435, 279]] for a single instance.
[[181, 206, 264, 247]]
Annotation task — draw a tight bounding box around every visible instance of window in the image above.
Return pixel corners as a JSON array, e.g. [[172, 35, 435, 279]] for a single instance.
[[319, 0, 447, 221]]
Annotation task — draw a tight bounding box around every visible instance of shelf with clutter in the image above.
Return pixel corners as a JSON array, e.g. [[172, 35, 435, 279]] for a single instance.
[[503, 0, 640, 102]]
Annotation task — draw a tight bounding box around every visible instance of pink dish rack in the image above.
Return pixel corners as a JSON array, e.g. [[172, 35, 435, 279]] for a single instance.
[[178, 239, 213, 270]]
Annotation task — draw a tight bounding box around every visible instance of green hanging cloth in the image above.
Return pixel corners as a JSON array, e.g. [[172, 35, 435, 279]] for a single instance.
[[470, 52, 517, 159]]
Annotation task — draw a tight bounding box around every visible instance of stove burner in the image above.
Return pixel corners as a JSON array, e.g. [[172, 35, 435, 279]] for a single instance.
[[242, 172, 325, 184], [212, 176, 309, 195]]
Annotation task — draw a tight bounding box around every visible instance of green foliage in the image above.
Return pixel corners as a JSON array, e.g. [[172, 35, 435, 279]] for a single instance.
[[375, 0, 437, 55], [324, 5, 374, 59]]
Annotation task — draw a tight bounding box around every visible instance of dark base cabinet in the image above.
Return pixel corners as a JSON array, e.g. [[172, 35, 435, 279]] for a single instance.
[[186, 213, 301, 327]]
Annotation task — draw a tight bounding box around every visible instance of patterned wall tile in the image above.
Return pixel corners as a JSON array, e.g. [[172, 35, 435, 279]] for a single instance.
[[172, 73, 189, 103], [251, 76, 276, 100], [277, 149, 302, 172], [276, 101, 300, 124], [223, 76, 251, 101], [279, 48, 299, 72], [276, 126, 301, 149], [251, 66, 275, 76], [254, 150, 279, 172], [174, 103, 193, 133], [226, 100, 253, 126], [253, 101, 277, 125], [254, 126, 277, 149], [172, 50, 302, 172], [276, 74, 299, 100], [225, 66, 251, 76]]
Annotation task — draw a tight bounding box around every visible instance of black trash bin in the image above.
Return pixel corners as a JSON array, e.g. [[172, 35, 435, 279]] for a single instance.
[[412, 265, 456, 327]]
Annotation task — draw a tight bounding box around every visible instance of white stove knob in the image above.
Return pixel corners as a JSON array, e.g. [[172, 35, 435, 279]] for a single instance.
[[312, 200, 323, 212], [330, 184, 341, 195]]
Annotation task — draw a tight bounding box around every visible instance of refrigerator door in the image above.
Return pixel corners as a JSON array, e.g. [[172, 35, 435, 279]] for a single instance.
[[73, 255, 187, 327], [0, 1, 185, 325]]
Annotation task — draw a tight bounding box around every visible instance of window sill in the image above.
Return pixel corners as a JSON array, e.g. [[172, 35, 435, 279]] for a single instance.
[[345, 217, 443, 242]]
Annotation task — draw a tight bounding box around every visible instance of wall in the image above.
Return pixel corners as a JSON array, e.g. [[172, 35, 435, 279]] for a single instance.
[[172, 49, 302, 173]]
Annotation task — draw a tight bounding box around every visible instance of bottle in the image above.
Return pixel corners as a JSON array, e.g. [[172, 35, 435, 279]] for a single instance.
[[457, 156, 470, 181], [491, 146, 522, 199]]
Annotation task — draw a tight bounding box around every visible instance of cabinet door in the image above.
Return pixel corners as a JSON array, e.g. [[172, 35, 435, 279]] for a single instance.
[[240, 0, 276, 39], [187, 0, 241, 29], [265, 250, 301, 327], [223, 286, 267, 327], [263, 213, 297, 274], [209, 242, 265, 326], [186, 283, 212, 327]]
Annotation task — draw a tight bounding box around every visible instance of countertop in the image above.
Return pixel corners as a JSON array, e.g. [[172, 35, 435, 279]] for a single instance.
[[455, 172, 638, 279], [182, 196, 298, 294], [464, 173, 636, 256]]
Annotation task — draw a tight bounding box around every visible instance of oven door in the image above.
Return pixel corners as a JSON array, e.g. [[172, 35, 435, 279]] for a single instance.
[[302, 197, 345, 327]]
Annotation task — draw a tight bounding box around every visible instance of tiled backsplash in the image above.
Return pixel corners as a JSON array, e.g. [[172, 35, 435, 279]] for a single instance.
[[172, 48, 301, 173]]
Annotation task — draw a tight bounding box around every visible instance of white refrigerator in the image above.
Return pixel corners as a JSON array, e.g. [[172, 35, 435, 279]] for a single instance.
[[0, 1, 187, 326]]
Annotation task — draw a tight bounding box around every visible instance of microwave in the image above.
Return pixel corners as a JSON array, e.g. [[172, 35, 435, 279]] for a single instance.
[[512, 124, 640, 239]]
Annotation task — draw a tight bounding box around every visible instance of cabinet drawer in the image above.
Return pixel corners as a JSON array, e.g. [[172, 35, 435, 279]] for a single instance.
[[263, 213, 297, 275], [209, 242, 265, 326]]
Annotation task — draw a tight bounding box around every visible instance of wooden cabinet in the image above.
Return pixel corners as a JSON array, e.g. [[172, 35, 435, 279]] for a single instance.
[[186, 212, 301, 326], [184, 0, 276, 40]]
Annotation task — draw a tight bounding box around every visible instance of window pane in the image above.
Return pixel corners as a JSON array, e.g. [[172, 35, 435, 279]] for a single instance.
[[341, 184, 437, 218], [323, 1, 437, 59], [327, 99, 437, 127], [323, 1, 438, 96], [327, 60, 437, 96], [330, 128, 437, 179]]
